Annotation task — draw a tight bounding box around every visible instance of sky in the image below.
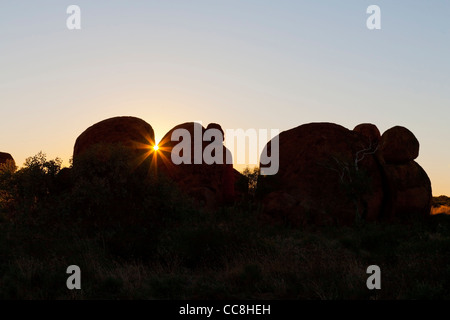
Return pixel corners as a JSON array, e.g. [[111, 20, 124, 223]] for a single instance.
[[1, 1, 450, 195]]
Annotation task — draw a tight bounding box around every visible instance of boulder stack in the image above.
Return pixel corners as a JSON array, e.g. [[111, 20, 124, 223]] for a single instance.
[[258, 122, 432, 226], [73, 118, 237, 210], [377, 126, 431, 220], [258, 123, 383, 226], [156, 122, 235, 209]]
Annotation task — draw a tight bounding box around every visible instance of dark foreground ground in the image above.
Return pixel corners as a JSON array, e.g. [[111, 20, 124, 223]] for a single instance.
[[1, 206, 449, 300], [1, 153, 449, 300]]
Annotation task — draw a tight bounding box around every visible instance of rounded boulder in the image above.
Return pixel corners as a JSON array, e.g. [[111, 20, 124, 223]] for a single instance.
[[258, 122, 384, 226], [73, 116, 155, 166], [379, 126, 419, 164], [353, 123, 381, 149]]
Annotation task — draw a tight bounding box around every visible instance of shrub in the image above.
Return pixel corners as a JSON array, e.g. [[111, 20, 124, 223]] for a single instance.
[[0, 152, 62, 222]]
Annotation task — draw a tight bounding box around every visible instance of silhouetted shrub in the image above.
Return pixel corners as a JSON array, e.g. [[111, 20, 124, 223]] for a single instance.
[[0, 160, 17, 219], [242, 166, 259, 196], [432, 195, 450, 207], [0, 152, 63, 222]]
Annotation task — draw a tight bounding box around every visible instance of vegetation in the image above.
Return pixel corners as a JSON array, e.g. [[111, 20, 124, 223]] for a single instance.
[[1, 151, 450, 299], [432, 195, 450, 208]]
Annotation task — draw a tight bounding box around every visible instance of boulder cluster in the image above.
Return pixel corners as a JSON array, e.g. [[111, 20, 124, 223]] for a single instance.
[[155, 122, 236, 209], [73, 117, 237, 210], [8, 116, 427, 226], [258, 123, 432, 225]]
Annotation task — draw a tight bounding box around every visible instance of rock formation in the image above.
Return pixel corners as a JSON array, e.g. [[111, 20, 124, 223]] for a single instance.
[[377, 126, 431, 221], [73, 117, 237, 209], [353, 123, 380, 149], [156, 122, 235, 209], [72, 117, 431, 221], [379, 126, 419, 164], [258, 122, 432, 226], [73, 116, 155, 166], [0, 152, 15, 169]]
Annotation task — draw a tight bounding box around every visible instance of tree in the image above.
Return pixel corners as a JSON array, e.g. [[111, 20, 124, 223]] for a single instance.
[[242, 166, 259, 196], [0, 152, 62, 219], [320, 142, 378, 222]]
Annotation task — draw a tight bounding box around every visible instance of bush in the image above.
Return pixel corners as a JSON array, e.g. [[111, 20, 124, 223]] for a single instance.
[[0, 152, 63, 222], [432, 195, 450, 207]]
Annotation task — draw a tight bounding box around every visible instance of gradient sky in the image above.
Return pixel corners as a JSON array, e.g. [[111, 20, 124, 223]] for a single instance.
[[1, 1, 449, 195]]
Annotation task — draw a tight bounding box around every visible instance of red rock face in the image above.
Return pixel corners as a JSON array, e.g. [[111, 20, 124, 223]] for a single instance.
[[258, 123, 384, 226], [381, 161, 432, 221], [258, 122, 432, 226], [0, 152, 15, 168], [71, 117, 432, 221], [379, 126, 419, 164], [353, 123, 381, 149], [73, 116, 155, 166], [156, 122, 235, 209], [72, 117, 236, 209], [375, 126, 431, 221]]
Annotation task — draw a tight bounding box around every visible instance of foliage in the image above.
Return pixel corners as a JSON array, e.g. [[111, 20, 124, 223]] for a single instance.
[[0, 150, 449, 299], [241, 166, 259, 196], [432, 195, 450, 208], [0, 152, 63, 221]]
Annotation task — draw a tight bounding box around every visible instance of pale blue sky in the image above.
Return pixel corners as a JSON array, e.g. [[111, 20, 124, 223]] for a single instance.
[[1, 1, 449, 195]]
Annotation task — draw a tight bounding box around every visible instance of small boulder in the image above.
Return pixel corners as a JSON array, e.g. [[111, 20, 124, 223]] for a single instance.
[[379, 126, 419, 164], [353, 123, 381, 150]]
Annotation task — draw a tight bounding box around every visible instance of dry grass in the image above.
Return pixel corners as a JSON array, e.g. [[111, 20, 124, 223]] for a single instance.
[[2, 216, 450, 300]]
